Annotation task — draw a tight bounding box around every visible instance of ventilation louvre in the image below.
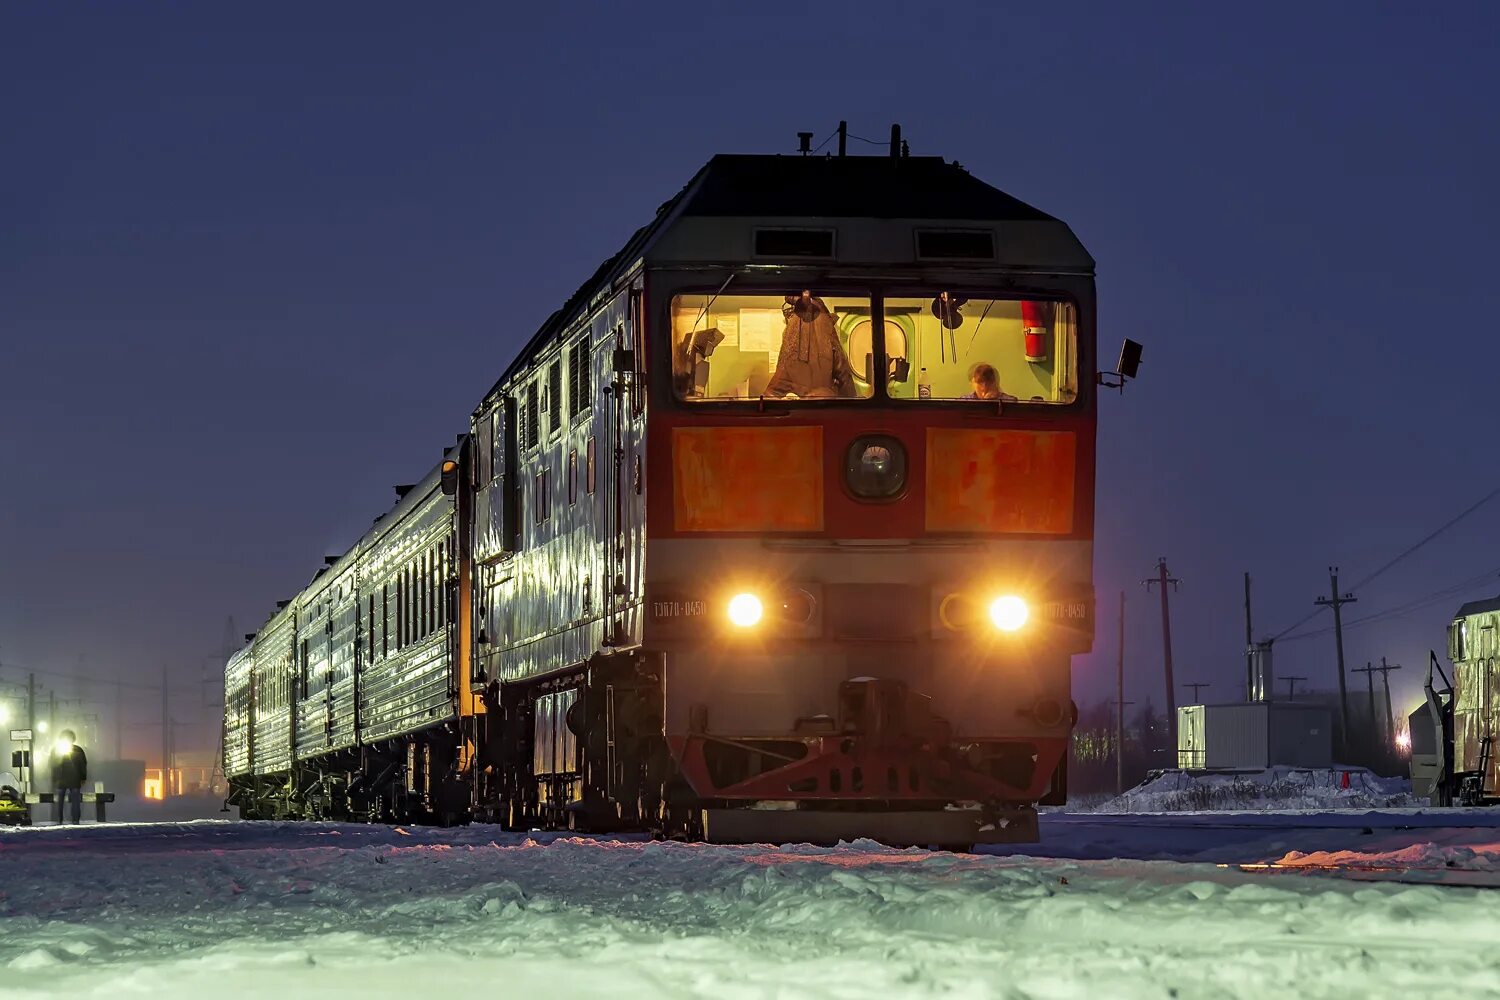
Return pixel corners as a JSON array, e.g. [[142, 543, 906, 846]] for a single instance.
[[754, 228, 835, 258], [915, 230, 995, 260]]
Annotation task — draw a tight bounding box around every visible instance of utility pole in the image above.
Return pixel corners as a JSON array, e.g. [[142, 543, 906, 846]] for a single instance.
[[1353, 662, 1378, 738], [25, 673, 36, 794], [114, 678, 123, 761], [1314, 567, 1357, 747], [1280, 676, 1307, 701], [1375, 658, 1402, 744], [1184, 682, 1211, 703], [1143, 558, 1180, 747], [1243, 572, 1254, 700], [1110, 698, 1137, 794], [161, 664, 172, 799], [1116, 591, 1126, 795]]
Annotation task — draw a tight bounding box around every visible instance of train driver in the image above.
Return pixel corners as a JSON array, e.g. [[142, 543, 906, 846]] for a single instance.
[[961, 362, 1017, 403]]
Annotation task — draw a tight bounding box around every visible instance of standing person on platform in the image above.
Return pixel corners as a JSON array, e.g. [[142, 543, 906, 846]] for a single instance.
[[52, 729, 88, 824]]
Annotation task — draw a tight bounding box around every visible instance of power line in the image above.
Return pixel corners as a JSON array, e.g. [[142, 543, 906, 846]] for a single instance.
[[0, 662, 160, 692], [1279, 566, 1500, 643], [1345, 486, 1500, 594], [1269, 485, 1500, 641]]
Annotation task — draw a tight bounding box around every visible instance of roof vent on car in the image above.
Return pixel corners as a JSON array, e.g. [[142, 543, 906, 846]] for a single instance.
[[915, 229, 995, 260], [754, 228, 835, 258]]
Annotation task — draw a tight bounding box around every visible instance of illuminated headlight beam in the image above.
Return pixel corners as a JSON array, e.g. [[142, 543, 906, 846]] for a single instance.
[[727, 593, 763, 628], [989, 595, 1029, 632]]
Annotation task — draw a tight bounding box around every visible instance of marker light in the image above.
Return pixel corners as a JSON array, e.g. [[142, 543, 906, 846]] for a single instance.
[[727, 593, 764, 628], [989, 595, 1029, 632], [36, 719, 49, 734]]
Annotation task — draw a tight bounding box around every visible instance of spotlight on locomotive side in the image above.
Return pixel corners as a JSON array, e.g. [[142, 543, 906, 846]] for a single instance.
[[989, 595, 1029, 632], [727, 593, 764, 628]]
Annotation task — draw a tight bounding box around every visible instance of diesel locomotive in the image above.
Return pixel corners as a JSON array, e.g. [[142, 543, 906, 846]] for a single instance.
[[224, 140, 1115, 846]]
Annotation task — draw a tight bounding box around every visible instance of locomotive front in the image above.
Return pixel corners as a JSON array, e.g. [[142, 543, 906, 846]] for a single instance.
[[641, 154, 1096, 845]]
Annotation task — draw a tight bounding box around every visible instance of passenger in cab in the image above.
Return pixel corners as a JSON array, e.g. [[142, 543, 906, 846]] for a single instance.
[[765, 291, 856, 399], [962, 362, 1017, 402]]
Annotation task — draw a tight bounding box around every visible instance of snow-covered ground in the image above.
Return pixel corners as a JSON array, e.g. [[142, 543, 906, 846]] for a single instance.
[[4, 815, 1500, 999], [1085, 766, 1423, 814]]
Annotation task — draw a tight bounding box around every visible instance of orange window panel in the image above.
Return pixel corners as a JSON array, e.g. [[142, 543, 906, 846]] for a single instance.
[[926, 429, 1076, 534], [672, 426, 823, 532]]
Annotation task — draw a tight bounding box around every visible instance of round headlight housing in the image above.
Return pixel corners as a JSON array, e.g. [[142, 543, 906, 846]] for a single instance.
[[727, 592, 764, 628], [845, 435, 907, 499], [989, 595, 1029, 632]]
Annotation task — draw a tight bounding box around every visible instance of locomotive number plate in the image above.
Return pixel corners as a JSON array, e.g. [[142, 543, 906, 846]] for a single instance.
[[651, 599, 708, 622]]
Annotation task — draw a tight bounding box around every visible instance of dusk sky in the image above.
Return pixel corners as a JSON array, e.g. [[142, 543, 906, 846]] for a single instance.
[[3, 4, 1498, 755]]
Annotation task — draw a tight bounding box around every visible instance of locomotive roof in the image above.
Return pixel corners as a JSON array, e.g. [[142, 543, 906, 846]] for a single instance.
[[1455, 595, 1500, 619], [679, 154, 1060, 220], [477, 152, 1093, 412]]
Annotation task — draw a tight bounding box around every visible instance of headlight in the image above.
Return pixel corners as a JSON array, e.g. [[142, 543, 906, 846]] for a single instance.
[[727, 592, 763, 628], [54, 738, 73, 757], [989, 595, 1029, 632]]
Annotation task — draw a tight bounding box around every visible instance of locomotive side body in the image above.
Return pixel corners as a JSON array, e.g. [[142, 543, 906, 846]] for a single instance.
[[468, 282, 648, 825]]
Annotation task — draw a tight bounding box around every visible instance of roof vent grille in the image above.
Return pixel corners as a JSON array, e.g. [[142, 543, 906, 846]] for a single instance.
[[754, 228, 835, 258], [915, 229, 995, 260]]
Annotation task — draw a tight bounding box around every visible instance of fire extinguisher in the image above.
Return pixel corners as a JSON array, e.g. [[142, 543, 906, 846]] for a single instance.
[[1021, 300, 1049, 364]]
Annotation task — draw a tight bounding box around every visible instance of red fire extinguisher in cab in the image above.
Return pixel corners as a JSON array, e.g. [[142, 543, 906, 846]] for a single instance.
[[1021, 300, 1049, 364]]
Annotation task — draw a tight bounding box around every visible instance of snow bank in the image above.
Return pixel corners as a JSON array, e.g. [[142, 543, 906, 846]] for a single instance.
[[1086, 766, 1424, 813], [1278, 839, 1500, 873], [3, 820, 1499, 998]]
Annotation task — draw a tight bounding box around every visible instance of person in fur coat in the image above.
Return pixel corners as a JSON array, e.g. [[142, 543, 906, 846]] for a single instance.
[[764, 291, 856, 398]]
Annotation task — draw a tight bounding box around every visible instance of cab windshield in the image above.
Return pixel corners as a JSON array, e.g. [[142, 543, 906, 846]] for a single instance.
[[670, 290, 1077, 405], [885, 294, 1078, 404], [672, 291, 875, 401]]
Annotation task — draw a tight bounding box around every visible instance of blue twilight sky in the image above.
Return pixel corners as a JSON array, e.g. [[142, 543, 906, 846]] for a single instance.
[[2, 3, 1498, 752]]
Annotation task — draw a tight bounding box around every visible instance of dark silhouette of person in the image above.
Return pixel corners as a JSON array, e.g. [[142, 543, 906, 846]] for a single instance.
[[52, 729, 87, 824]]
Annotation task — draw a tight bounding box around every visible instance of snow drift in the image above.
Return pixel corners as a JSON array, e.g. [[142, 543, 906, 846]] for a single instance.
[[1086, 766, 1423, 813]]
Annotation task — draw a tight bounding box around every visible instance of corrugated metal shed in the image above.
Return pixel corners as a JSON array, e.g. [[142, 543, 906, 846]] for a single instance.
[[1177, 703, 1333, 770]]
